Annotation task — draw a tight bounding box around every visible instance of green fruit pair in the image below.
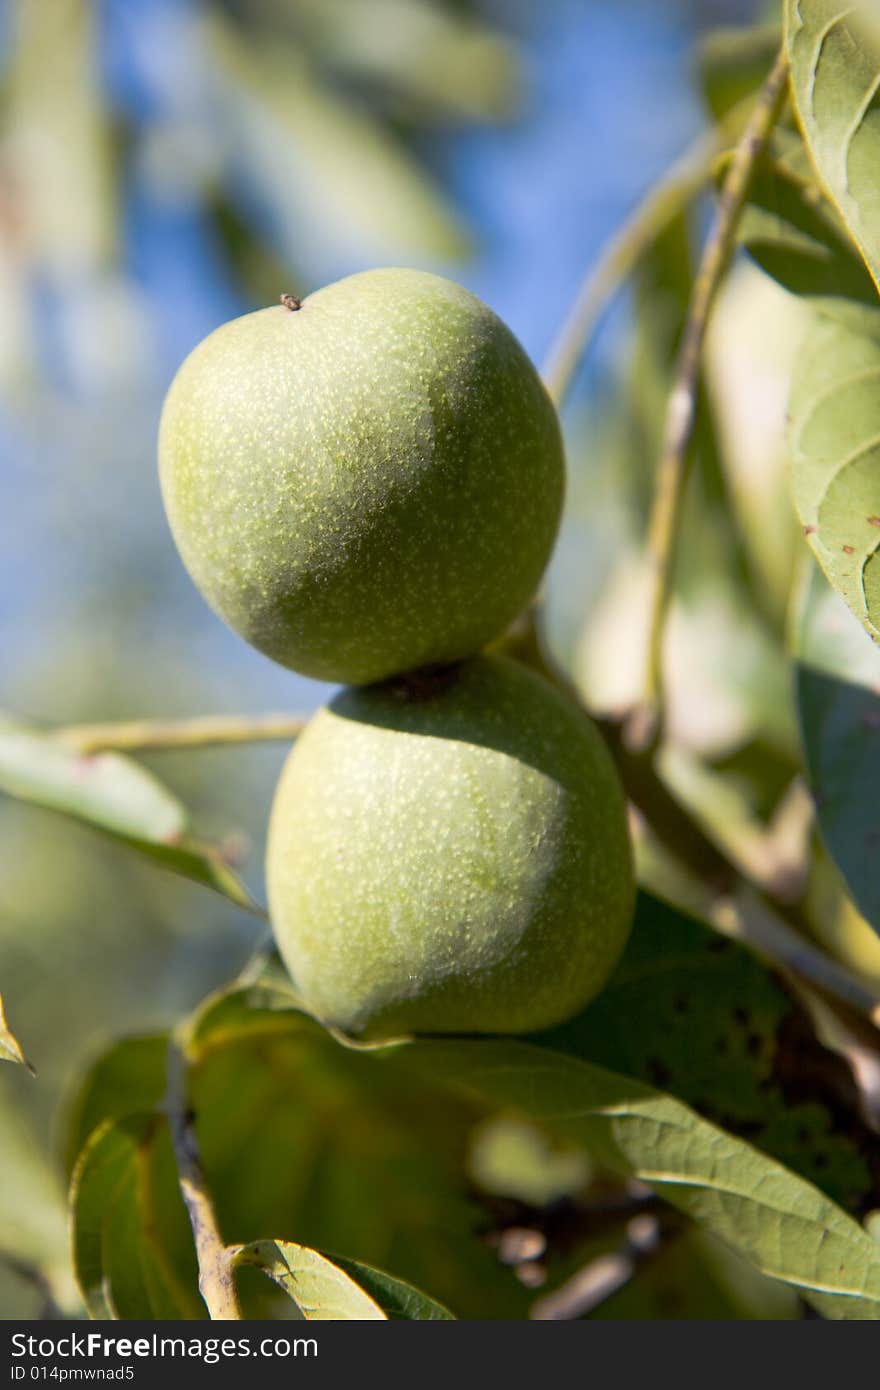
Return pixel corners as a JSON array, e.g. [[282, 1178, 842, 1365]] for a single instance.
[[159, 267, 634, 1039]]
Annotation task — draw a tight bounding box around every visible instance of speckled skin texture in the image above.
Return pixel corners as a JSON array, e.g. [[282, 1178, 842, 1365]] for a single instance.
[[159, 269, 564, 684], [266, 656, 635, 1039]]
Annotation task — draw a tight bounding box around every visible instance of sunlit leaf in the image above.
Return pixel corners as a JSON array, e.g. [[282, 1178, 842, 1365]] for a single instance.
[[703, 261, 808, 633], [234, 1240, 386, 1320], [396, 1035, 880, 1319], [803, 834, 880, 981], [186, 950, 306, 1052], [786, 0, 880, 292], [788, 315, 880, 641], [0, 727, 182, 842], [585, 1225, 798, 1320], [468, 1113, 591, 1208], [793, 560, 880, 936]]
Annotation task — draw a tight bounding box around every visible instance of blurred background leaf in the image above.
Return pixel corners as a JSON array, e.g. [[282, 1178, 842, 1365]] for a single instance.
[[697, 20, 780, 120], [0, 722, 262, 911]]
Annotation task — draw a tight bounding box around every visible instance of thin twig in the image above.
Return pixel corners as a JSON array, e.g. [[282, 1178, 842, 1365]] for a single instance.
[[530, 1214, 673, 1319], [166, 1035, 242, 1320], [542, 100, 752, 409], [57, 711, 307, 755], [627, 47, 790, 751]]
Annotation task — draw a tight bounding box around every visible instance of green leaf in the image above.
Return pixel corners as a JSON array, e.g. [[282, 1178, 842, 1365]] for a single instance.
[[539, 893, 877, 1213], [0, 724, 261, 914], [66, 1003, 527, 1320], [786, 0, 880, 293], [62, 1034, 168, 1175], [793, 560, 880, 935], [325, 1252, 454, 1320], [120, 836, 261, 915], [185, 951, 307, 1053], [186, 1002, 526, 1319], [699, 23, 782, 120], [194, 902, 880, 1317], [0, 993, 33, 1073], [395, 1036, 880, 1319], [788, 314, 880, 641], [69, 1115, 204, 1319]]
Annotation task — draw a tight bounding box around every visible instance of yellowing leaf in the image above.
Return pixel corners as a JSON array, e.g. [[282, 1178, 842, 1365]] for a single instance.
[[0, 994, 33, 1074], [234, 1241, 386, 1320]]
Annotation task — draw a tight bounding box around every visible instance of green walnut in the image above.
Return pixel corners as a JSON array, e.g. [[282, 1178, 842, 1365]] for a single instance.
[[266, 656, 634, 1039], [159, 268, 564, 685]]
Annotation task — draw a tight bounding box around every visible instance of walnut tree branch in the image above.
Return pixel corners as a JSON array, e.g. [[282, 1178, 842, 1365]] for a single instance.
[[627, 47, 790, 752], [57, 711, 307, 755], [530, 1213, 675, 1320], [166, 1035, 242, 1320]]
